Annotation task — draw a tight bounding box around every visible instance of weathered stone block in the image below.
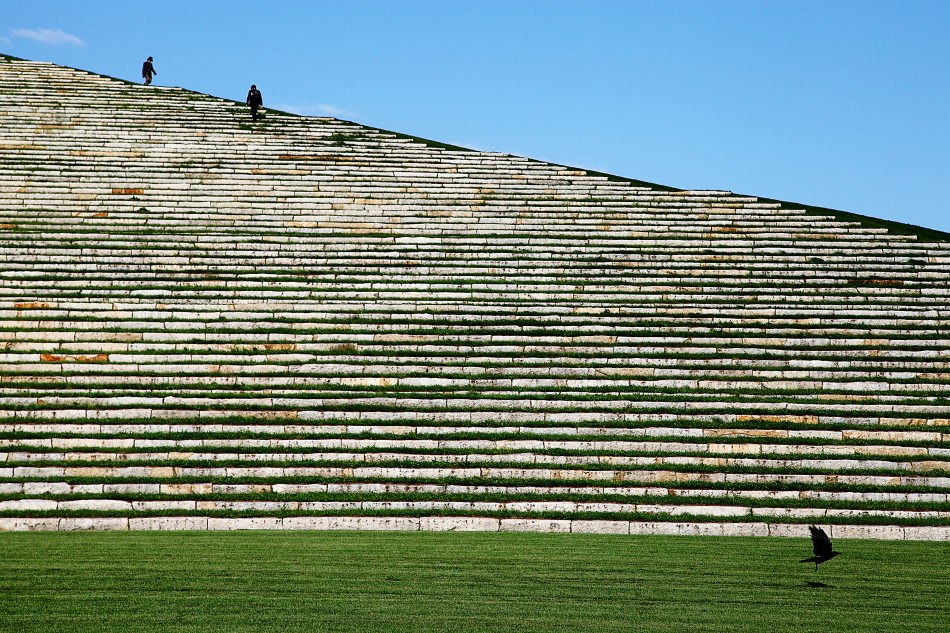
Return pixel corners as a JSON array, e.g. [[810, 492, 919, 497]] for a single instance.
[[59, 518, 129, 531], [207, 517, 284, 530], [570, 520, 629, 534], [59, 499, 133, 511], [903, 526, 950, 541], [129, 517, 209, 530], [768, 523, 823, 538], [419, 517, 501, 532], [0, 499, 57, 510], [831, 524, 905, 540], [500, 519, 571, 533], [0, 517, 61, 531]]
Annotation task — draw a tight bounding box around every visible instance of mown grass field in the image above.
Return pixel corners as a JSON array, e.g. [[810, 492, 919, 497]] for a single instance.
[[0, 530, 948, 633]]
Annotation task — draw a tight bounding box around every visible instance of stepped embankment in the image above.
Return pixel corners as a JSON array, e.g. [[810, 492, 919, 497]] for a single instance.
[[2, 54, 950, 539]]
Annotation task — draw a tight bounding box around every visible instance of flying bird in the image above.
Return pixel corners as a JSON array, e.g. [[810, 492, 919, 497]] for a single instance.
[[800, 525, 840, 571]]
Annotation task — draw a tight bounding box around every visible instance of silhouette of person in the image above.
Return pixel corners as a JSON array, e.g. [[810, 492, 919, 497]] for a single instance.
[[246, 85, 263, 121], [142, 57, 157, 86]]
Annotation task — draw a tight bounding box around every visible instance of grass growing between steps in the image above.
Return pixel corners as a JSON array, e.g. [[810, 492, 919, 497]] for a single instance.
[[1, 531, 948, 633]]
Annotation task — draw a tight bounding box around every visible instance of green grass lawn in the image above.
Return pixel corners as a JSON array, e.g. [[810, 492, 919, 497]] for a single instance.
[[0, 531, 947, 633]]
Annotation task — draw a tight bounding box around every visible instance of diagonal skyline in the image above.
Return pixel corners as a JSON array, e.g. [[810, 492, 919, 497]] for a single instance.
[[3, 0, 948, 233]]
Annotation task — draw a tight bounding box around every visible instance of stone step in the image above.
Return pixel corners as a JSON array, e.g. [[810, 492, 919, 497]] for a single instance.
[[6, 446, 948, 468], [0, 516, 943, 539], [4, 398, 950, 420], [1, 436, 945, 457], [4, 479, 948, 503], [3, 464, 949, 486], [2, 423, 945, 442], [0, 498, 946, 522]]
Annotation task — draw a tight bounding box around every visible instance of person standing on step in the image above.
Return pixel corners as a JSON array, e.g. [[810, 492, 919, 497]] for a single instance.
[[142, 57, 157, 86], [246, 84, 263, 121]]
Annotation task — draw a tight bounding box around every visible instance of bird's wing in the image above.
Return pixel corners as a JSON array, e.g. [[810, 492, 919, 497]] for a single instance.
[[809, 525, 833, 557]]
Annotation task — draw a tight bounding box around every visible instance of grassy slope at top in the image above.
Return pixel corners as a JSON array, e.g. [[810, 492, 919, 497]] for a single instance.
[[1, 531, 948, 633], [4, 52, 944, 243], [576, 166, 950, 243]]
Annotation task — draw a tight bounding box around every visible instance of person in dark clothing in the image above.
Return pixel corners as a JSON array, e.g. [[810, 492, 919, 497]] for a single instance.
[[142, 57, 157, 86], [246, 85, 263, 120]]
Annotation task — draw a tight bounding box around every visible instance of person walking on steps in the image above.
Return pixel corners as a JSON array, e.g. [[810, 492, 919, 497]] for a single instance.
[[142, 57, 157, 85], [246, 85, 263, 120]]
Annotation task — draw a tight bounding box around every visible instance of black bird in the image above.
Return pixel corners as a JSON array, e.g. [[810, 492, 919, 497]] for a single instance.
[[800, 525, 841, 571]]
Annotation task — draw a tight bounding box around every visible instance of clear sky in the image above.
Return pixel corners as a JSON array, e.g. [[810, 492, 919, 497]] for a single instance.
[[4, 1, 949, 232]]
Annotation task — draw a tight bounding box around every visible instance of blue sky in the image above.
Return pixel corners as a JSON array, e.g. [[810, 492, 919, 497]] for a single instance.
[[4, 1, 949, 232]]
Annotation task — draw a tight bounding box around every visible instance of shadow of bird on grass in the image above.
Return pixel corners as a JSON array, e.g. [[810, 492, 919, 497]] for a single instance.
[[800, 525, 841, 571]]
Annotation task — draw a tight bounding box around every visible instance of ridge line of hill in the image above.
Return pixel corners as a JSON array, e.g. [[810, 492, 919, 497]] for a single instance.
[[5, 50, 944, 242]]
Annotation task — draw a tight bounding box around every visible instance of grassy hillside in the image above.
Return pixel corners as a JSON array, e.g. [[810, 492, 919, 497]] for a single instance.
[[4, 54, 950, 534]]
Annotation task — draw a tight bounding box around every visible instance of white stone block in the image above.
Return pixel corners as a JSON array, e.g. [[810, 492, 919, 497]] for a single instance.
[[59, 518, 129, 531], [419, 517, 501, 532], [105, 483, 160, 494], [627, 521, 769, 537], [0, 517, 60, 531], [59, 499, 133, 511], [207, 517, 284, 530], [570, 520, 629, 534], [132, 500, 197, 511], [304, 516, 419, 531], [353, 517, 421, 531], [903, 526, 950, 541], [506, 501, 576, 513], [22, 481, 71, 494], [768, 523, 822, 538], [0, 499, 57, 511], [282, 516, 334, 530], [831, 524, 905, 540], [500, 518, 571, 533], [129, 516, 209, 530], [718, 523, 771, 537], [752, 507, 827, 518]]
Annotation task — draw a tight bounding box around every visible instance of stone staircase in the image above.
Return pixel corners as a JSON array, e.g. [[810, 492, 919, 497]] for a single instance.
[[2, 54, 950, 539]]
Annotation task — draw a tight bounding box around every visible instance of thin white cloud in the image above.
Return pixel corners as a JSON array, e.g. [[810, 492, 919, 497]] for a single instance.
[[271, 101, 357, 119], [11, 28, 85, 47], [453, 141, 490, 152], [0, 36, 12, 48]]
